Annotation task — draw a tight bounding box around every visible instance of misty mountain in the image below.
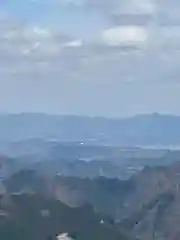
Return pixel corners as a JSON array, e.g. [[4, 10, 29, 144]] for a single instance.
[[1, 140, 180, 182], [1, 113, 180, 147], [4, 159, 180, 239], [50, 160, 180, 240]]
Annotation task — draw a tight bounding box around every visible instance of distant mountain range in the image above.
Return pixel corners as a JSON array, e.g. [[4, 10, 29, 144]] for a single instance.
[[1, 113, 180, 147]]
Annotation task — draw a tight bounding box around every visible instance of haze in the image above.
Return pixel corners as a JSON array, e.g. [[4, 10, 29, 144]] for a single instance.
[[0, 0, 180, 117]]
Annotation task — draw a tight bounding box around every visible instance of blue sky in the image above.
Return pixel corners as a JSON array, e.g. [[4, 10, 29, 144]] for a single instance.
[[3, 0, 109, 38], [0, 0, 180, 117]]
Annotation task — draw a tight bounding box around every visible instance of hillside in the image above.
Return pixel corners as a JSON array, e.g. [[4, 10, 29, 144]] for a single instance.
[[4, 161, 180, 239], [0, 193, 127, 240], [54, 161, 180, 240]]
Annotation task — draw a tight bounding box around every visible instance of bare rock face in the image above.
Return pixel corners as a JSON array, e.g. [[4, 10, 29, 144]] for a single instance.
[[117, 161, 180, 240]]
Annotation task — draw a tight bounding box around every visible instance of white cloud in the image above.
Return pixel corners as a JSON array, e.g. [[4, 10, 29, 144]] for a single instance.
[[62, 39, 83, 48], [102, 26, 148, 46]]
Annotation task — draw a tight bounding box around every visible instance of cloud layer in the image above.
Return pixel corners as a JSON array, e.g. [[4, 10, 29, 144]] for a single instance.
[[1, 0, 180, 116]]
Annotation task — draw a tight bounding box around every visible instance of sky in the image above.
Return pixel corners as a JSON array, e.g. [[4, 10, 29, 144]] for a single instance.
[[0, 0, 180, 117]]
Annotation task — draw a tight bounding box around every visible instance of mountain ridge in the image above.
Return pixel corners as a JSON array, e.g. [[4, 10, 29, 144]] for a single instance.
[[1, 113, 180, 147], [3, 160, 180, 239]]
